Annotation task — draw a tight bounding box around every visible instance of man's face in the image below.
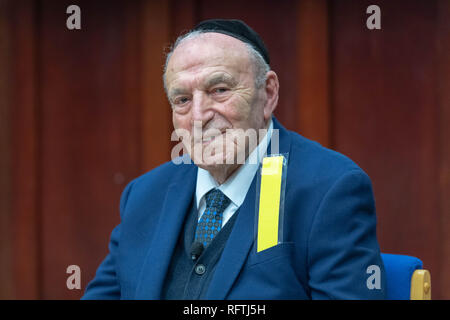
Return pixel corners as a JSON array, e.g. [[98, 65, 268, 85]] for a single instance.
[[165, 33, 267, 170]]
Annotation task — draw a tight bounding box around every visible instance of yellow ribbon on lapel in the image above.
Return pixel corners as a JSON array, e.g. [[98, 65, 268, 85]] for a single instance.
[[257, 156, 284, 252]]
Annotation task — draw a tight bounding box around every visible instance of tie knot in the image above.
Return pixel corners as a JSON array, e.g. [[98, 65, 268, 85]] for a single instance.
[[205, 189, 231, 213]]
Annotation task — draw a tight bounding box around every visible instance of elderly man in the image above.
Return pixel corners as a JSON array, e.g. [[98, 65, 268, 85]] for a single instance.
[[83, 19, 386, 300]]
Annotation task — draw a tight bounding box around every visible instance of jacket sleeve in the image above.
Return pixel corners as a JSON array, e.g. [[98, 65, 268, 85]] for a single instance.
[[307, 169, 386, 299], [81, 180, 134, 300]]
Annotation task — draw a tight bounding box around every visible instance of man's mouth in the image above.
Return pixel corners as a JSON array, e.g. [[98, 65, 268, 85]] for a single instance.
[[195, 129, 227, 146], [201, 133, 222, 145], [202, 136, 215, 143]]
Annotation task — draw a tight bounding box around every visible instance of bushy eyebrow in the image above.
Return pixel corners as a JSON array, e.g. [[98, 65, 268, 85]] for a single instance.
[[168, 73, 238, 100], [204, 74, 238, 88], [168, 87, 189, 99]]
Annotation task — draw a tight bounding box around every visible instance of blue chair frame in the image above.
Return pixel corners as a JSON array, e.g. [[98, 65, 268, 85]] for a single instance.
[[381, 253, 431, 300]]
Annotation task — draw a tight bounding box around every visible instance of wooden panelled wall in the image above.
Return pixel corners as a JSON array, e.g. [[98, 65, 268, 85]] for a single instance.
[[1, 0, 449, 299]]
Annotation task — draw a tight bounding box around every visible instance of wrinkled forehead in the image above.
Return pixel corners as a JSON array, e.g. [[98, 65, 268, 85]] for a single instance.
[[165, 33, 252, 80]]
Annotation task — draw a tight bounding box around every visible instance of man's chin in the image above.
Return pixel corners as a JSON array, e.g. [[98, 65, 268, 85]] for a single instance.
[[194, 160, 242, 184], [190, 153, 238, 169], [192, 158, 229, 170]]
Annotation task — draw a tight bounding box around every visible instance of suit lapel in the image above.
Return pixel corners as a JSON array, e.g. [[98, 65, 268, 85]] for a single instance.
[[205, 117, 292, 299], [134, 163, 197, 299]]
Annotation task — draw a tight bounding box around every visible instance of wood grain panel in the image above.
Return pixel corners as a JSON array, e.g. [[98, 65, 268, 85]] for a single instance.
[[139, 0, 172, 172], [38, 0, 141, 299], [10, 0, 41, 299], [331, 0, 442, 298], [296, 0, 330, 147], [169, 0, 198, 41], [437, 0, 450, 299], [0, 0, 13, 299]]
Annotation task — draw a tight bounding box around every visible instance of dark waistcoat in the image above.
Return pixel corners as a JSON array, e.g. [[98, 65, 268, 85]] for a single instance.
[[161, 196, 239, 299]]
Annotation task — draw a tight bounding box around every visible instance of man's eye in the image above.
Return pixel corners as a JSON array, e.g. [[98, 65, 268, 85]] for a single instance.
[[211, 87, 229, 94], [174, 97, 190, 105]]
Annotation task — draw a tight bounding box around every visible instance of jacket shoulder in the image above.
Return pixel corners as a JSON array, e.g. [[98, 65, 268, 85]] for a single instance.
[[287, 130, 371, 187], [131, 156, 195, 188], [118, 156, 196, 216]]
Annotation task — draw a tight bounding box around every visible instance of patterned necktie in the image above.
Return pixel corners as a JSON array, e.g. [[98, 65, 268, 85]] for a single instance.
[[195, 189, 231, 248]]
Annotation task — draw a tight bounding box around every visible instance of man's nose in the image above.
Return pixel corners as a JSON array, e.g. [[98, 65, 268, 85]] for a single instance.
[[191, 91, 213, 124]]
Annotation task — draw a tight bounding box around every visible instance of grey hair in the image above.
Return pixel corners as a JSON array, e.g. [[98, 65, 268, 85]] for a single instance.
[[162, 30, 270, 94]]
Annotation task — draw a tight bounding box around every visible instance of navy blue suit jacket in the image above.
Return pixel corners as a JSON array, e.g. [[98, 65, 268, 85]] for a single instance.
[[82, 118, 386, 299]]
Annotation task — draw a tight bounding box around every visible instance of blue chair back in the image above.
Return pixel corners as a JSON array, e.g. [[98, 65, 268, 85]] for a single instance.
[[381, 253, 423, 300]]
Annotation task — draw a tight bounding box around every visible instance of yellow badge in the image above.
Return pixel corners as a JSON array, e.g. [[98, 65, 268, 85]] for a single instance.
[[257, 156, 284, 252]]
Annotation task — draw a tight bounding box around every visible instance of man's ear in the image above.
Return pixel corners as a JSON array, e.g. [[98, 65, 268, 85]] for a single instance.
[[263, 71, 279, 121]]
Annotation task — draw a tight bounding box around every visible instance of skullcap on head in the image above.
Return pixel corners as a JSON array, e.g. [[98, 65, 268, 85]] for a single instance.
[[192, 19, 270, 65]]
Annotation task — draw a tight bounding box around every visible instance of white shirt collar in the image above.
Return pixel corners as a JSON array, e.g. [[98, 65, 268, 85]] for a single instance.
[[195, 119, 273, 209]]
